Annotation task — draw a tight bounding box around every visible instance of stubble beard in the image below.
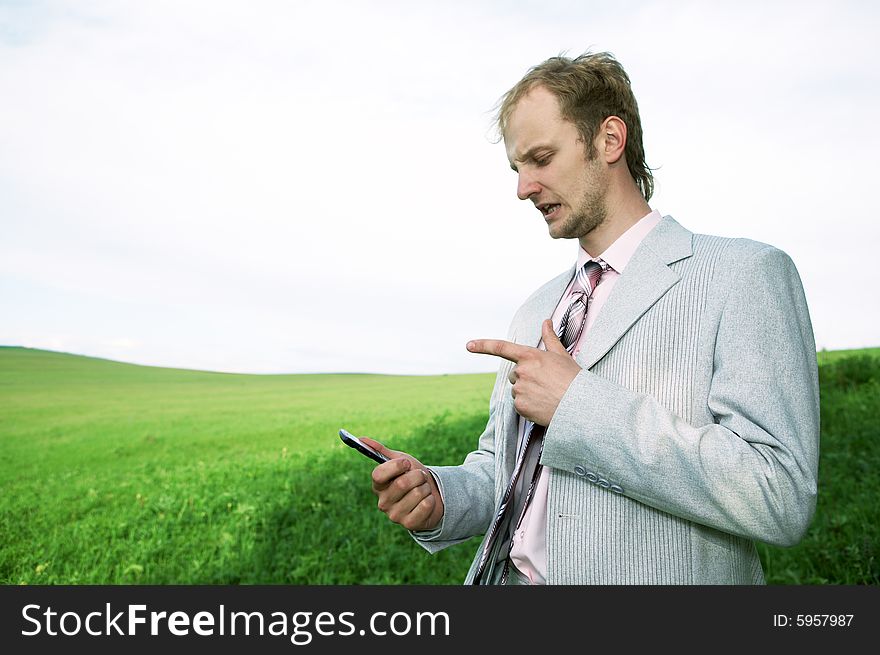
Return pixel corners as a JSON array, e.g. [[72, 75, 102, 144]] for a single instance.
[[551, 161, 608, 240]]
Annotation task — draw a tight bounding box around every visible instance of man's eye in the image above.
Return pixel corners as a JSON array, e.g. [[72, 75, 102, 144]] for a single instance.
[[535, 157, 550, 167]]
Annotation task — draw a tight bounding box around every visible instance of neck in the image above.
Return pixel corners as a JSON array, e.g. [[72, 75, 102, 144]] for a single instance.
[[579, 185, 651, 257]]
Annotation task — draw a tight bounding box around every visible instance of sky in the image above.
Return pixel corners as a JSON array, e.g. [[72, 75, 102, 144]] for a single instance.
[[1, 0, 878, 375]]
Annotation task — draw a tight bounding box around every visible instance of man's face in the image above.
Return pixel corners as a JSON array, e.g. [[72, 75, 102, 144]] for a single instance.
[[504, 85, 608, 240]]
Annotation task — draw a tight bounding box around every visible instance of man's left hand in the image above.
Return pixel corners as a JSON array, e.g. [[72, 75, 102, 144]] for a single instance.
[[467, 319, 582, 426]]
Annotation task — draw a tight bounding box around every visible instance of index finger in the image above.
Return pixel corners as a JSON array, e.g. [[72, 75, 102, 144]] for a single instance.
[[466, 339, 533, 363]]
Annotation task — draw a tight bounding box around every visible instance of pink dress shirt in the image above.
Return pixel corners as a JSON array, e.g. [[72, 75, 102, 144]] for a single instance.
[[508, 209, 662, 584]]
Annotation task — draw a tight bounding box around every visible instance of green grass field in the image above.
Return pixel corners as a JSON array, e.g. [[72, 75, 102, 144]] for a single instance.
[[1, 345, 877, 584]]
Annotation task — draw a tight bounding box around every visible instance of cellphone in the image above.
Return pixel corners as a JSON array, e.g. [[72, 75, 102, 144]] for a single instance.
[[339, 429, 389, 464]]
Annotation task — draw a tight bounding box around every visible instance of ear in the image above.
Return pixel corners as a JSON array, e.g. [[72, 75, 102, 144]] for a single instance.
[[600, 116, 627, 165]]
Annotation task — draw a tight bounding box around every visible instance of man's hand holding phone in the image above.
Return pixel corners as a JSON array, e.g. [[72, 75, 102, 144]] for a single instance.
[[360, 436, 445, 532]]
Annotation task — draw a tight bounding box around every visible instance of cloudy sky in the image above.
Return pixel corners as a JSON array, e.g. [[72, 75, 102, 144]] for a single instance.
[[1, 0, 877, 375]]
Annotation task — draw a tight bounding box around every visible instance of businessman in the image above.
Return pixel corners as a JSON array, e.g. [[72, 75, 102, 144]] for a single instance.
[[363, 51, 820, 584]]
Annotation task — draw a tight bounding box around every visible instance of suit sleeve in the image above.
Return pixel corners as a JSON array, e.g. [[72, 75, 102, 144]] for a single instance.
[[541, 245, 820, 547]]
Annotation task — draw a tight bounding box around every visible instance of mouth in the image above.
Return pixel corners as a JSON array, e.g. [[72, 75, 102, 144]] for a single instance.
[[537, 203, 562, 220]]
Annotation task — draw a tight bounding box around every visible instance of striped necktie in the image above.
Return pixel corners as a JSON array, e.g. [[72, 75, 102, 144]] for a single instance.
[[472, 259, 608, 585], [557, 260, 606, 353]]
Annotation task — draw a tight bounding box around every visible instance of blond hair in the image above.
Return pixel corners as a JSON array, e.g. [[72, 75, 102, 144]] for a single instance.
[[495, 52, 654, 201]]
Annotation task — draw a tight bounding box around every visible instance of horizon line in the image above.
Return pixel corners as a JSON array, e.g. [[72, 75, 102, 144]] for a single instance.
[[0, 345, 497, 378]]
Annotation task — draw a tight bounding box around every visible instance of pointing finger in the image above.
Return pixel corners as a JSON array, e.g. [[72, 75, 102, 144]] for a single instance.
[[466, 339, 533, 363]]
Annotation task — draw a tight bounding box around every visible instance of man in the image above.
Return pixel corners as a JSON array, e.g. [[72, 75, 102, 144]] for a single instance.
[[363, 52, 819, 584]]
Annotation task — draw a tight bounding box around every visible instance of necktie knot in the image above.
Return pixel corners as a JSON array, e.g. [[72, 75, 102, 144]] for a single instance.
[[577, 259, 607, 296], [556, 259, 608, 352]]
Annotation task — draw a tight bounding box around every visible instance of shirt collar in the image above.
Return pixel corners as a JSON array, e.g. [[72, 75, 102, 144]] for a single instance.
[[576, 209, 662, 273]]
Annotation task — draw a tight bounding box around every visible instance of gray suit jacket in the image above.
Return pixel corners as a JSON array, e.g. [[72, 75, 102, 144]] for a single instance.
[[415, 216, 820, 584]]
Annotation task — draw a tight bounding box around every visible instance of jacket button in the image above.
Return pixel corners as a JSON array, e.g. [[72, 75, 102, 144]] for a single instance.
[[610, 484, 624, 494], [597, 478, 610, 488], [585, 472, 599, 483], [574, 465, 587, 477]]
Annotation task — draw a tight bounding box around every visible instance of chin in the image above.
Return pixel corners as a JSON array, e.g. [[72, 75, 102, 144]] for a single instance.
[[547, 220, 576, 240]]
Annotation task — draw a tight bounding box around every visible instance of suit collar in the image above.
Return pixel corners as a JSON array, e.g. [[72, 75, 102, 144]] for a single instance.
[[639, 214, 693, 266]]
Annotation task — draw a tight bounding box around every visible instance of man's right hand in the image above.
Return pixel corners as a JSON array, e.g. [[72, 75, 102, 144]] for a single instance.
[[361, 437, 444, 532]]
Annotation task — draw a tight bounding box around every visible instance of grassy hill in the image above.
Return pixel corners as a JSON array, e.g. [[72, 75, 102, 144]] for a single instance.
[[1, 346, 877, 584], [0, 346, 493, 481], [0, 346, 494, 584]]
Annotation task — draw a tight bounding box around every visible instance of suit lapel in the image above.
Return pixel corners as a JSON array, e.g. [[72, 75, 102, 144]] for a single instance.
[[577, 216, 694, 369]]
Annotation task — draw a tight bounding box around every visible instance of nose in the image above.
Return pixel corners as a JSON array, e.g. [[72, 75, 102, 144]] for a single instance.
[[516, 170, 541, 201]]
